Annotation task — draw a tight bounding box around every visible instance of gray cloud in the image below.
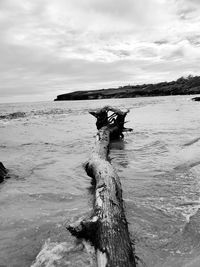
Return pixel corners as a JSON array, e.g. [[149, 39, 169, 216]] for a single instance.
[[187, 35, 200, 46], [0, 0, 200, 102], [154, 40, 169, 45]]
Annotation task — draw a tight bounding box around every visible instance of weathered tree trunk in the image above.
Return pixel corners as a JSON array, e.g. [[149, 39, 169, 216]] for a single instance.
[[67, 106, 135, 267]]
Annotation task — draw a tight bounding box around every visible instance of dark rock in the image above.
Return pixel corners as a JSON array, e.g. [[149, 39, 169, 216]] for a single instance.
[[0, 162, 8, 183], [192, 97, 200, 101]]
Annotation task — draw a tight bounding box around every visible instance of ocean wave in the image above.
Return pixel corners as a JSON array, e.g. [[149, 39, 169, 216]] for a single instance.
[[181, 208, 200, 253], [174, 160, 200, 171], [20, 142, 59, 147], [0, 112, 26, 120], [31, 108, 73, 117], [31, 239, 95, 267], [0, 108, 82, 121], [183, 137, 200, 147], [183, 256, 200, 267], [31, 239, 71, 267]]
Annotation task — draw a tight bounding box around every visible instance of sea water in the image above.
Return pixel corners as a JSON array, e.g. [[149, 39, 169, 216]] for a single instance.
[[0, 95, 200, 267]]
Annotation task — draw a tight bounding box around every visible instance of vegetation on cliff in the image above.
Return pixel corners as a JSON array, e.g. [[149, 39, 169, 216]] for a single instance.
[[54, 75, 200, 101]]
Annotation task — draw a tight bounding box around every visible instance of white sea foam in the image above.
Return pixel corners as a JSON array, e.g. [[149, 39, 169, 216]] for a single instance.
[[31, 239, 70, 267]]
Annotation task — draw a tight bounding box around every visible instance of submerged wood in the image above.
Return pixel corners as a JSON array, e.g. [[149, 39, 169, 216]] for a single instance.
[[67, 106, 135, 267]]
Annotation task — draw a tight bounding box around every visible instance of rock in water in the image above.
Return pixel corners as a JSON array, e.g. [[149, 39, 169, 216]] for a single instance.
[[0, 162, 8, 183], [192, 97, 200, 101]]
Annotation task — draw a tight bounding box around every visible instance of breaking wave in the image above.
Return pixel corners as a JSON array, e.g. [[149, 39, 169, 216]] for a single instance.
[[0, 108, 88, 121], [31, 239, 95, 267], [0, 112, 26, 120], [31, 240, 70, 267]]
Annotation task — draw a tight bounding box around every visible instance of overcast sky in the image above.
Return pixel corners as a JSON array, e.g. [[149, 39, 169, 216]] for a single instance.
[[0, 0, 200, 103]]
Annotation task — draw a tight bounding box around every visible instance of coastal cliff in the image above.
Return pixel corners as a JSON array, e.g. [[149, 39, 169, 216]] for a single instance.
[[54, 75, 200, 101]]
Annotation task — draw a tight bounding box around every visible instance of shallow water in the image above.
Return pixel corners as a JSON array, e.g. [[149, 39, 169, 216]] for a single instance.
[[0, 95, 200, 266]]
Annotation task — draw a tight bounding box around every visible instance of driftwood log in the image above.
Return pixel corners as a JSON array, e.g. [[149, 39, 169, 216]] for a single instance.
[[67, 106, 135, 267]]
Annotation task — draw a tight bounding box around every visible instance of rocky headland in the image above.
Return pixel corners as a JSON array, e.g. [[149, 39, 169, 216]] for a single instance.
[[192, 97, 200, 101], [54, 75, 200, 101]]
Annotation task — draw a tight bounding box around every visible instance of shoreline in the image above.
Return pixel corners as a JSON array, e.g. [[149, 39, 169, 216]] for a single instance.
[[54, 75, 200, 101]]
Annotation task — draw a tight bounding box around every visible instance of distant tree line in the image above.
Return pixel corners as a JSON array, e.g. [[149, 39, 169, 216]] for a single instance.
[[54, 75, 200, 101]]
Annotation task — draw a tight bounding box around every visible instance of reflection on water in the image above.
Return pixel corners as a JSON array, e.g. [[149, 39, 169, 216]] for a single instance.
[[110, 140, 129, 169], [0, 95, 200, 266]]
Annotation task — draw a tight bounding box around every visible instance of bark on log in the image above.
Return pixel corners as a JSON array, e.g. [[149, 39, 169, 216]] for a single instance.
[[67, 107, 135, 267]]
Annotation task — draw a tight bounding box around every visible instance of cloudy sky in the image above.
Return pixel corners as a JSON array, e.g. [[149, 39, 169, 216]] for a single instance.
[[0, 0, 200, 103]]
